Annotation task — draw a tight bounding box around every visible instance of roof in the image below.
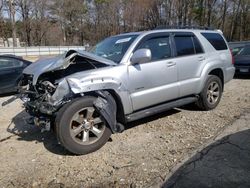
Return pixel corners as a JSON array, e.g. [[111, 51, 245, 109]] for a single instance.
[[114, 28, 220, 38]]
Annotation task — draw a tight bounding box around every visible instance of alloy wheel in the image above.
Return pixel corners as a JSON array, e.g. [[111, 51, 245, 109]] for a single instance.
[[69, 107, 105, 145]]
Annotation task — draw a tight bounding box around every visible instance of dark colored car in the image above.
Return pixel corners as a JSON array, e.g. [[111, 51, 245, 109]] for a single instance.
[[234, 45, 250, 75], [231, 46, 244, 56], [0, 55, 32, 95]]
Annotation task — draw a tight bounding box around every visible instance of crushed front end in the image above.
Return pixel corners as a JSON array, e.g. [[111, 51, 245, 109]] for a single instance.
[[19, 74, 71, 131], [19, 50, 115, 131]]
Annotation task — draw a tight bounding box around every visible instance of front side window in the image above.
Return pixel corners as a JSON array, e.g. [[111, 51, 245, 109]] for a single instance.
[[91, 34, 138, 64], [0, 58, 23, 69], [137, 36, 171, 61]]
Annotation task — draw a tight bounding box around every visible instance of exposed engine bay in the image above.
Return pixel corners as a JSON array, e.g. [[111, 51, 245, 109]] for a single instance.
[[18, 50, 119, 131]]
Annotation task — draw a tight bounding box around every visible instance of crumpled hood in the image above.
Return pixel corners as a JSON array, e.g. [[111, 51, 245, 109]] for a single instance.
[[23, 50, 116, 85]]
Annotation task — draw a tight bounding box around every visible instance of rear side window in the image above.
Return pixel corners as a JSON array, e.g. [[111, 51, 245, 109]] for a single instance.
[[174, 35, 203, 56], [201, 33, 228, 50], [0, 58, 23, 69]]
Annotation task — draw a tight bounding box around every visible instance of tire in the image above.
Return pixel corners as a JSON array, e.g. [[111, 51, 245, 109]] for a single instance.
[[55, 96, 112, 155], [196, 75, 223, 111]]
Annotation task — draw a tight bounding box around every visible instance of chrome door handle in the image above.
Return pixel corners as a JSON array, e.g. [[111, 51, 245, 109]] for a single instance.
[[166, 61, 176, 67]]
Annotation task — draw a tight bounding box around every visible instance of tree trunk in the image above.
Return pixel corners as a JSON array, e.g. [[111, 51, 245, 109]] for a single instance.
[[9, 0, 17, 47], [199, 0, 204, 26], [221, 0, 227, 31], [230, 0, 241, 41], [207, 0, 217, 27]]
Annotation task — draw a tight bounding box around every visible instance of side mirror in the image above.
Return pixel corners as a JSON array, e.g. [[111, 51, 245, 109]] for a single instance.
[[130, 49, 152, 64]]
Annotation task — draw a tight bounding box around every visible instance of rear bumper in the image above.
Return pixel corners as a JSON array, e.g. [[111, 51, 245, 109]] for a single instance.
[[224, 66, 235, 83], [234, 65, 250, 75]]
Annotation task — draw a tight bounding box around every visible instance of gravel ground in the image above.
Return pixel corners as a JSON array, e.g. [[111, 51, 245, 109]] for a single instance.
[[163, 110, 250, 188], [0, 77, 249, 188]]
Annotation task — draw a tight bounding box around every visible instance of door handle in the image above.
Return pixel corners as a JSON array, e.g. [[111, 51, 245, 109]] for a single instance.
[[198, 56, 205, 61], [166, 61, 176, 67]]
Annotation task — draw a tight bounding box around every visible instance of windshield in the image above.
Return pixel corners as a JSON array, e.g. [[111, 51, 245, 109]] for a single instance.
[[238, 46, 250, 56], [91, 34, 138, 63]]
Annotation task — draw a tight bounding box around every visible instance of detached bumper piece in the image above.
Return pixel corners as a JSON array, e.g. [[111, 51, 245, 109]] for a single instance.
[[94, 91, 124, 133]]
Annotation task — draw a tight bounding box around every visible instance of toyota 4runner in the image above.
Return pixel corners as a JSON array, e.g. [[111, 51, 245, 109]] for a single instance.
[[20, 28, 235, 154]]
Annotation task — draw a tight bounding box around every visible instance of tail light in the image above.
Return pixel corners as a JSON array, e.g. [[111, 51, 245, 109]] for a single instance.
[[230, 49, 235, 64]]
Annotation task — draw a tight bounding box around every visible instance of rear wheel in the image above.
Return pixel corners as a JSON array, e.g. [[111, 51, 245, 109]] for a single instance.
[[196, 75, 223, 111], [55, 96, 112, 155]]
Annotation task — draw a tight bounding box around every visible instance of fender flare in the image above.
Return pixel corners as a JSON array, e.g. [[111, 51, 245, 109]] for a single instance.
[[49, 77, 132, 127], [197, 61, 225, 93], [93, 91, 125, 133], [65, 77, 132, 114]]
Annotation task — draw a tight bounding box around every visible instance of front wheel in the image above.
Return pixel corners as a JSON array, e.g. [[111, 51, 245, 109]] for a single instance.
[[196, 75, 223, 111], [55, 96, 112, 155]]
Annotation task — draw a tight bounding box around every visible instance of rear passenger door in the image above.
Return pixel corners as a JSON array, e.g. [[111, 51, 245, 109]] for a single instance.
[[0, 57, 23, 92], [172, 32, 205, 97]]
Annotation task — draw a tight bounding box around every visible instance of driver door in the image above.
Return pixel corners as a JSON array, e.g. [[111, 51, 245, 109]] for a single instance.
[[128, 33, 179, 111]]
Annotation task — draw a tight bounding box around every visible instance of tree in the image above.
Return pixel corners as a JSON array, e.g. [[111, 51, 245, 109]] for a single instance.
[[50, 0, 87, 45], [0, 0, 249, 46], [6, 0, 17, 46], [16, 0, 32, 46]]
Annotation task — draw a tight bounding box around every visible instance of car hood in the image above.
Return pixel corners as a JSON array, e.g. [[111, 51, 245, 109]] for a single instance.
[[234, 55, 250, 65], [23, 50, 116, 85]]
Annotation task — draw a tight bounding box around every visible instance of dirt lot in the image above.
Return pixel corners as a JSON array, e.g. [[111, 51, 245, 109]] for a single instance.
[[0, 77, 250, 187]]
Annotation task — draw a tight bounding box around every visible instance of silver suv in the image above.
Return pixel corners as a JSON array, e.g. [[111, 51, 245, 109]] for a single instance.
[[20, 29, 235, 154]]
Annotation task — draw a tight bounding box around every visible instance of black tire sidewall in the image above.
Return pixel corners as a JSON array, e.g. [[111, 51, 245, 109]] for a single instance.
[[200, 75, 223, 110], [55, 96, 112, 155]]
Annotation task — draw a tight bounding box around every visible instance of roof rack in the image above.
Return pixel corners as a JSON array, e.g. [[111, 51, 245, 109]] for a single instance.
[[154, 25, 214, 30]]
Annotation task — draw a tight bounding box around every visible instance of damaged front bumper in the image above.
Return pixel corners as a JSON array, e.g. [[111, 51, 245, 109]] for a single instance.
[[19, 75, 70, 132], [20, 76, 124, 133], [18, 49, 126, 132]]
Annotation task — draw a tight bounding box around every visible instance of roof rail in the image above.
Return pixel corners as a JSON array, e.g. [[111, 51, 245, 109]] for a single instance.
[[155, 25, 214, 30]]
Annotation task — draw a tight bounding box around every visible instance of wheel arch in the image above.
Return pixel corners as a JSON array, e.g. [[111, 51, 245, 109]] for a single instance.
[[50, 77, 133, 115], [83, 89, 126, 125], [208, 68, 224, 91], [106, 89, 126, 124], [198, 61, 225, 94]]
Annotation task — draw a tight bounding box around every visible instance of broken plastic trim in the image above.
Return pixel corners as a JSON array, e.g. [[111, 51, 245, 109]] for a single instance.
[[1, 95, 19, 106], [93, 91, 124, 133]]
